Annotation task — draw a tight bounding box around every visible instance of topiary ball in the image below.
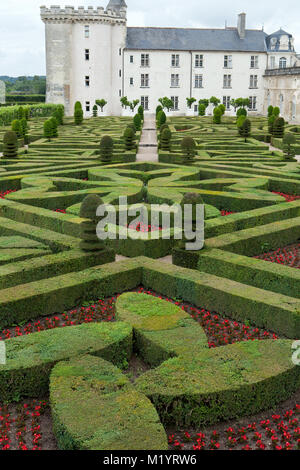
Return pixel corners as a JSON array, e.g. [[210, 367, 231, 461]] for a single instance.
[[80, 194, 104, 220]]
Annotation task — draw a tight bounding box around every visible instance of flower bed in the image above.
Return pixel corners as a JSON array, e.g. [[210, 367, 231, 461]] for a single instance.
[[272, 191, 300, 202], [169, 403, 300, 451], [254, 243, 300, 269]]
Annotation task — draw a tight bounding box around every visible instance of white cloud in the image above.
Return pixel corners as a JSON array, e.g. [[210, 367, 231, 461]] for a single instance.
[[1, 0, 300, 75]]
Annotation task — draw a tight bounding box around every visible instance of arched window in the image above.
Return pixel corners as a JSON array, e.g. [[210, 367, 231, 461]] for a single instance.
[[279, 57, 287, 68]]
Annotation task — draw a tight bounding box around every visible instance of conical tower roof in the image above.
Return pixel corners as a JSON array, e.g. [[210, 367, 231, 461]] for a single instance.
[[106, 0, 127, 12]]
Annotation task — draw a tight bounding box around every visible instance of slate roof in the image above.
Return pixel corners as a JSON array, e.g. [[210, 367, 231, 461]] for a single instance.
[[126, 27, 268, 52]]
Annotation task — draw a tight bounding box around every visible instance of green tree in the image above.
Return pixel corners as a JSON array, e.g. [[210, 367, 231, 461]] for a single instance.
[[209, 96, 221, 107], [96, 99, 107, 112], [160, 128, 172, 151], [186, 97, 197, 109], [100, 136, 114, 163], [238, 118, 251, 142], [11, 119, 23, 138], [3, 131, 18, 158], [138, 105, 144, 121], [49, 116, 58, 138], [282, 133, 296, 159], [44, 119, 53, 140], [123, 127, 135, 151], [267, 105, 274, 117], [93, 105, 98, 117], [159, 97, 174, 111], [157, 110, 166, 128], [74, 101, 83, 125], [79, 194, 105, 252], [181, 136, 197, 164], [213, 106, 222, 124], [133, 113, 142, 131], [273, 117, 285, 138]]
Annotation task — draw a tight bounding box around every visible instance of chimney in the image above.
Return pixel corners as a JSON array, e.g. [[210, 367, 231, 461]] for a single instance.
[[237, 12, 246, 39]]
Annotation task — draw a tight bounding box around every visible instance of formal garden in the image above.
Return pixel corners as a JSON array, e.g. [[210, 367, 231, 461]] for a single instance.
[[0, 99, 300, 450]]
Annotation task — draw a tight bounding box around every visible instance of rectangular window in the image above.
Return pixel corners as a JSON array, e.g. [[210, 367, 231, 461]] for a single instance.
[[141, 54, 150, 67], [171, 74, 179, 87], [171, 54, 180, 67], [223, 96, 231, 110], [85, 49, 90, 61], [84, 25, 90, 38], [119, 70, 122, 78], [223, 74, 232, 88], [85, 101, 90, 112], [119, 48, 122, 56], [194, 74, 203, 88], [85, 76, 90, 87], [130, 55, 134, 63], [249, 96, 257, 110], [250, 75, 258, 88], [171, 96, 179, 111], [224, 55, 232, 68], [141, 96, 149, 111], [270, 56, 275, 68], [250, 55, 259, 68], [194, 104, 198, 113], [195, 54, 203, 68], [130, 78, 134, 86], [141, 74, 149, 87]]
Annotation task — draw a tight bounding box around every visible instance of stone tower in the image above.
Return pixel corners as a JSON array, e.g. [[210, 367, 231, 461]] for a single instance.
[[41, 3, 127, 116]]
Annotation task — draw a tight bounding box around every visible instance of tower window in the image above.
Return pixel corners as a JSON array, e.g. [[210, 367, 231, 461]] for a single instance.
[[85, 76, 90, 87], [223, 96, 231, 110], [130, 56, 134, 63], [250, 55, 259, 68], [249, 96, 257, 110], [119, 70, 122, 78], [85, 101, 90, 112], [195, 54, 203, 68], [171, 74, 180, 87], [279, 57, 287, 68], [141, 54, 150, 67], [171, 54, 180, 67], [250, 75, 258, 88], [171, 96, 179, 111], [224, 55, 232, 68], [84, 25, 90, 38], [130, 78, 134, 86], [85, 49, 90, 61], [141, 74, 149, 87], [223, 74, 232, 88], [141, 96, 149, 111], [194, 74, 203, 88]]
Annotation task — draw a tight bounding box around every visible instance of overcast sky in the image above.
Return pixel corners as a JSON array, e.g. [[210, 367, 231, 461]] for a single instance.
[[1, 0, 300, 76]]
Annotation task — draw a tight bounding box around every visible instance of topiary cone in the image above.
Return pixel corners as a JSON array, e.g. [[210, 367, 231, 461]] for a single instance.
[[3, 131, 18, 158], [79, 194, 105, 252]]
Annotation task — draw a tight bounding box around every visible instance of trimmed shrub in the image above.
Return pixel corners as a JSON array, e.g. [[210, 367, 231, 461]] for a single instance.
[[236, 107, 247, 118], [268, 114, 275, 134], [273, 117, 285, 138], [49, 116, 58, 138], [180, 192, 205, 222], [238, 118, 251, 141], [213, 106, 222, 124], [17, 106, 25, 120], [93, 105, 98, 117], [11, 119, 23, 138], [79, 194, 105, 252], [198, 103, 206, 116], [268, 105, 274, 117], [156, 105, 163, 117], [2, 131, 18, 158], [43, 119, 53, 140], [52, 106, 64, 125], [138, 105, 144, 121], [219, 104, 226, 115], [124, 126, 135, 151], [157, 110, 166, 128], [181, 136, 197, 163], [133, 113, 142, 131], [74, 101, 83, 125], [273, 107, 280, 117], [283, 133, 296, 159], [100, 135, 114, 162], [160, 128, 172, 151]]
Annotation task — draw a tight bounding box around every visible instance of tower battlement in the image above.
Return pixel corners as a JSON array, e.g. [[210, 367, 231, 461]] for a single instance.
[[40, 5, 127, 23]]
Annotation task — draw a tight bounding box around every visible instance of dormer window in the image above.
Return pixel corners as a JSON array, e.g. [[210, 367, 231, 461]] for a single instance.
[[279, 57, 287, 69]]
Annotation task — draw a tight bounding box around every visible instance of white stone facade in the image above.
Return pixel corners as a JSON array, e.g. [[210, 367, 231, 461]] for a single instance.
[[41, 3, 299, 120]]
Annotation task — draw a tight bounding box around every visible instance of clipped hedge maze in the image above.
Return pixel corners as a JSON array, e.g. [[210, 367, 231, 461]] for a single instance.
[[1, 115, 300, 450]]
